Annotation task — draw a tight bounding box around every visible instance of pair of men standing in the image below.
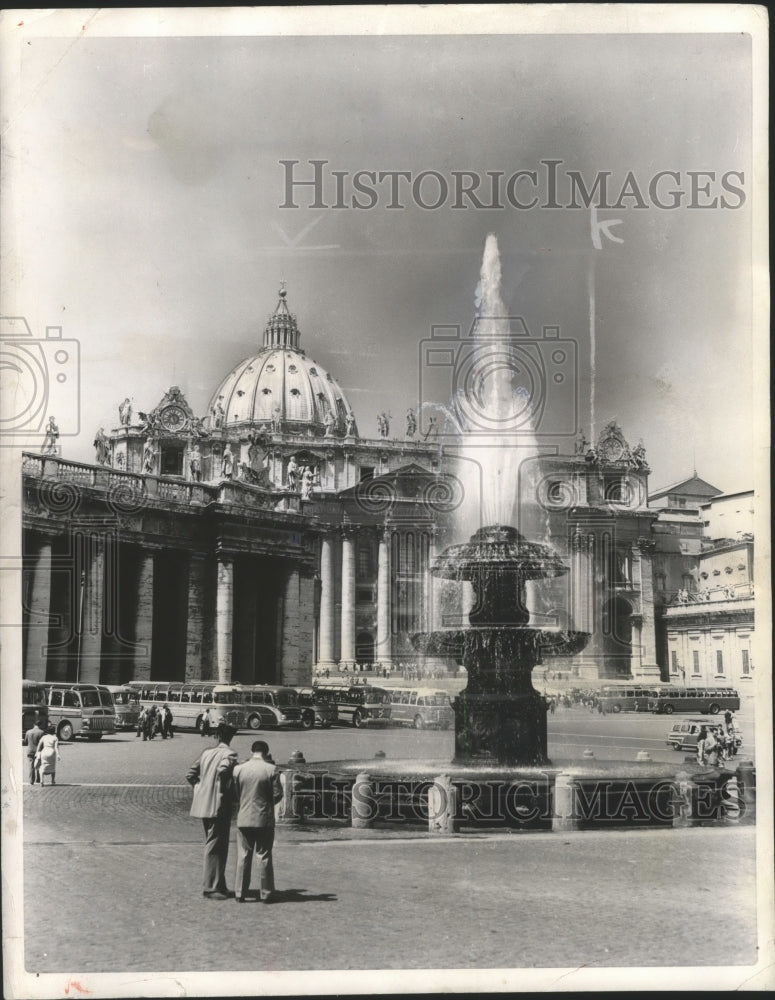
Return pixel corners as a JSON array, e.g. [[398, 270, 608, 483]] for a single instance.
[[186, 725, 283, 902]]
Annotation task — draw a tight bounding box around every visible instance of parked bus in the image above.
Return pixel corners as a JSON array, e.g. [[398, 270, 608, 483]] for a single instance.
[[647, 686, 741, 716], [598, 685, 662, 714], [43, 683, 117, 741], [22, 679, 49, 736], [387, 688, 454, 730], [314, 683, 392, 727], [295, 687, 337, 729], [128, 681, 246, 732], [235, 685, 303, 730], [104, 684, 141, 730]]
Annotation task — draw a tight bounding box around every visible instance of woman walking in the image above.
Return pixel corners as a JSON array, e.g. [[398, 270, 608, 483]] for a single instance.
[[35, 723, 61, 786]]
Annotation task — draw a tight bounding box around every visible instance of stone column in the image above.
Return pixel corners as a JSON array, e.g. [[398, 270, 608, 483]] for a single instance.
[[215, 554, 234, 683], [185, 553, 206, 682], [634, 539, 660, 678], [132, 549, 155, 682], [376, 527, 392, 667], [317, 534, 336, 667], [280, 566, 315, 685], [24, 536, 52, 680], [340, 530, 356, 669], [78, 532, 105, 684]]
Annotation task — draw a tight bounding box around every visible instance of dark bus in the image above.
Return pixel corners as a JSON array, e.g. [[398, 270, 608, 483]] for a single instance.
[[647, 686, 741, 716]]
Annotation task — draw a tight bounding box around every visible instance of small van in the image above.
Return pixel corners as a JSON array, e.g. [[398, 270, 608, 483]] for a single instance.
[[666, 718, 742, 753]]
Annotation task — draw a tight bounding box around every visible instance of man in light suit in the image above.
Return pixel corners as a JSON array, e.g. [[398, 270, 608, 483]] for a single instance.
[[232, 740, 283, 903], [186, 723, 239, 900]]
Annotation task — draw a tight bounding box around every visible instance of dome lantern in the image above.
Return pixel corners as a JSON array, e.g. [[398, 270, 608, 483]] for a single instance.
[[263, 283, 301, 351]]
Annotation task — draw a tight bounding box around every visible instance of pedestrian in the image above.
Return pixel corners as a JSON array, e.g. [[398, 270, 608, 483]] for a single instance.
[[24, 715, 46, 785], [721, 710, 738, 757], [186, 723, 239, 900], [697, 725, 719, 767], [35, 723, 61, 786], [162, 704, 174, 739], [136, 706, 146, 738], [200, 707, 212, 738], [143, 705, 156, 741], [232, 740, 283, 903]]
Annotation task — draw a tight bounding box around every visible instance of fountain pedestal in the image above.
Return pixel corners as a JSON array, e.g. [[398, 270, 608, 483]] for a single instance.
[[412, 524, 589, 768]]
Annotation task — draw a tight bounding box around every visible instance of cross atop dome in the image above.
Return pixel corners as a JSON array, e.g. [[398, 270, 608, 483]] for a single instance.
[[264, 281, 300, 350]]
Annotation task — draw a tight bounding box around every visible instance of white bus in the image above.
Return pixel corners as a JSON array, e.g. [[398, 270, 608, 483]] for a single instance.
[[128, 681, 246, 732]]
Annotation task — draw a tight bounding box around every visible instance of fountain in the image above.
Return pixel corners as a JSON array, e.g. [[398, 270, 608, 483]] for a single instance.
[[286, 235, 742, 833]]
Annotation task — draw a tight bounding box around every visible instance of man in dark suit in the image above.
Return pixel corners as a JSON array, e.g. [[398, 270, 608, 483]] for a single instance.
[[186, 723, 239, 900], [232, 740, 283, 903], [24, 716, 46, 785]]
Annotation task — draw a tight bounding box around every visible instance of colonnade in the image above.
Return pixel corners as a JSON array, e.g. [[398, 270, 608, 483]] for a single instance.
[[22, 530, 313, 687], [316, 526, 444, 670]]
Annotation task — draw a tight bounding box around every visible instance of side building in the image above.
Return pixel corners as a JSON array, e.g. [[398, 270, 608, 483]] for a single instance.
[[649, 478, 755, 692]]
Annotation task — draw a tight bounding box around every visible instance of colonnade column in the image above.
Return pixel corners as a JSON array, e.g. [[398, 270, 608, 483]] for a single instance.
[[24, 535, 53, 680], [375, 527, 392, 667], [215, 554, 234, 683], [633, 538, 660, 678], [185, 553, 206, 682], [317, 534, 336, 667], [132, 549, 155, 682], [570, 526, 593, 634], [77, 532, 105, 684], [340, 529, 356, 669]]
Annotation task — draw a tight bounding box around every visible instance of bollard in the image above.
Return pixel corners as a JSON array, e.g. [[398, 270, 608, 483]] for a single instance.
[[278, 768, 305, 825], [351, 771, 376, 829], [735, 759, 756, 824], [428, 774, 458, 835], [552, 772, 578, 833]]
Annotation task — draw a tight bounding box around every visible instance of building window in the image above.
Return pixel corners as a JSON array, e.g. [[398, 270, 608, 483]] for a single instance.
[[716, 650, 724, 674], [160, 445, 184, 477], [357, 546, 372, 579], [655, 573, 666, 591], [692, 650, 700, 674], [359, 466, 374, 482], [741, 650, 750, 675], [670, 650, 679, 674], [604, 476, 625, 502]]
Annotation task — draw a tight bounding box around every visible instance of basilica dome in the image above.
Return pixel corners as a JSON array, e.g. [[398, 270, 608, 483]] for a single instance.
[[208, 287, 357, 437]]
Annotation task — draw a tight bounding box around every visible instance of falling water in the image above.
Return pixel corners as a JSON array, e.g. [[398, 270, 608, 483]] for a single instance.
[[454, 234, 542, 541]]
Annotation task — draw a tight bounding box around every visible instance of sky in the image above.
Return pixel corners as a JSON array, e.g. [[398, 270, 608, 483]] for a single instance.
[[1, 21, 760, 495]]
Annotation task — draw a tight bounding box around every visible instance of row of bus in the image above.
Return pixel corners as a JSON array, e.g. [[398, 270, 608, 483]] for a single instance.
[[24, 679, 741, 742], [598, 685, 741, 715], [22, 679, 455, 741]]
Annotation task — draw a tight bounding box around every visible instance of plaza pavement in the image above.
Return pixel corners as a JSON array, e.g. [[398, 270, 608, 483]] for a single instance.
[[21, 777, 760, 977]]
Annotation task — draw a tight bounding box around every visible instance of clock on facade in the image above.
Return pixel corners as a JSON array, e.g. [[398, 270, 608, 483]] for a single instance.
[[159, 405, 188, 433]]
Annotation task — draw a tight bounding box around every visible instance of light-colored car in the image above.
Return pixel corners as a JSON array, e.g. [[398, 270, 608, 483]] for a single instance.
[[666, 718, 742, 753]]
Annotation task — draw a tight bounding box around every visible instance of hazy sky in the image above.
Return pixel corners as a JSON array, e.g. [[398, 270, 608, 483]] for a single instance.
[[3, 26, 757, 493]]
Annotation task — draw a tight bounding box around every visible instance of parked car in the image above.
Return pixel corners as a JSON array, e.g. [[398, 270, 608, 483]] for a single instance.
[[665, 718, 742, 754]]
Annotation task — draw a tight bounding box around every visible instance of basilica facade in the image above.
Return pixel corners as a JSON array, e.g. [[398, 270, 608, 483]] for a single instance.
[[22, 287, 731, 689]]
